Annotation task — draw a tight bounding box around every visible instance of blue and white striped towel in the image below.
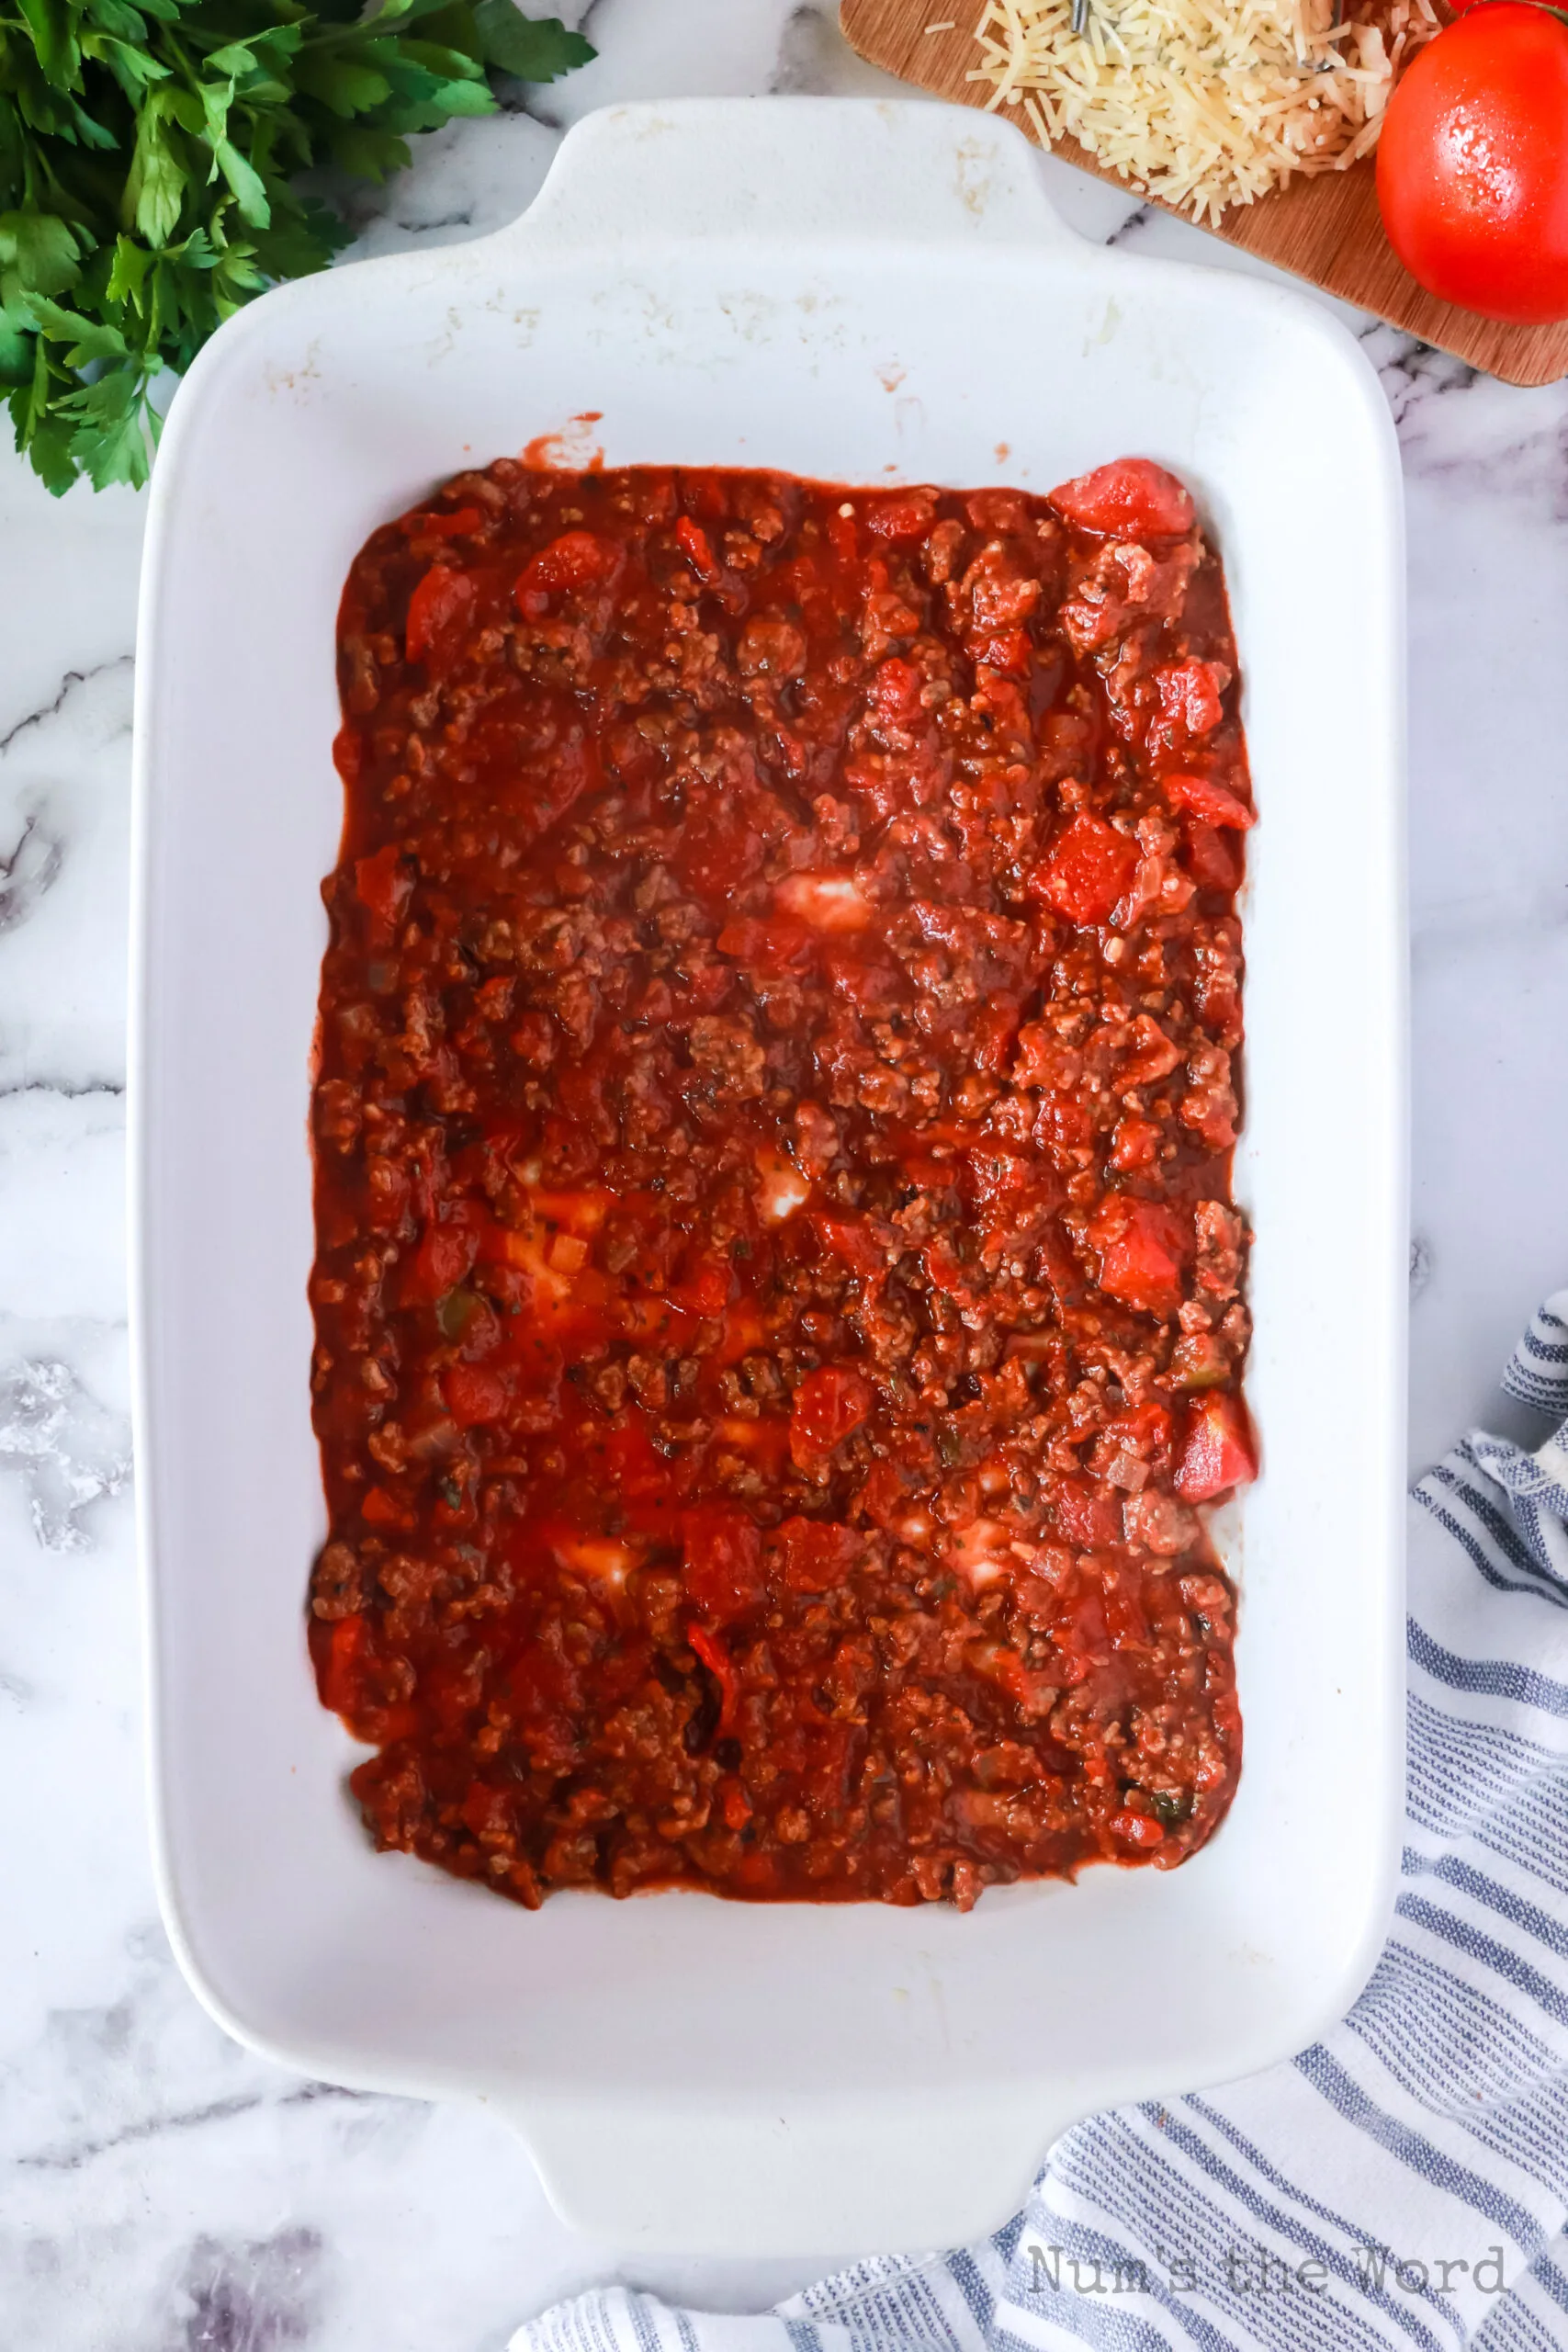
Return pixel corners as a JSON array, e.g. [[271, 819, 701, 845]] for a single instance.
[[515, 1295, 1568, 2352]]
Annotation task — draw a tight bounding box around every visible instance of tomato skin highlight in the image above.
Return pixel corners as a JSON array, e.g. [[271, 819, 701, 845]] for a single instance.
[[1376, 4, 1568, 326]]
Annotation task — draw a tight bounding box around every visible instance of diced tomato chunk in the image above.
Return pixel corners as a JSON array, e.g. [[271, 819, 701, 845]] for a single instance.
[[515, 530, 624, 619], [1181, 820, 1243, 895], [361, 1486, 412, 1530], [1048, 458, 1195, 540], [973, 996, 1021, 1077], [1037, 1095, 1093, 1163], [720, 1779, 751, 1828], [812, 1215, 885, 1280], [1103, 1568, 1153, 1651], [669, 1253, 732, 1318], [1109, 1807, 1166, 1849], [869, 655, 923, 726], [1151, 661, 1228, 750], [403, 505, 483, 540], [1164, 772, 1254, 830], [405, 564, 473, 663], [405, 1212, 480, 1305], [682, 1504, 766, 1623], [1031, 813, 1138, 927], [1110, 1114, 1159, 1172], [853, 1457, 913, 1534], [320, 1611, 367, 1715], [773, 1516, 860, 1593], [688, 1623, 743, 1735], [865, 494, 933, 544], [674, 514, 721, 581], [460, 1779, 514, 1838], [354, 843, 411, 934], [1089, 1195, 1188, 1317], [539, 528, 621, 586], [442, 1362, 508, 1426], [1055, 1480, 1124, 1548], [976, 628, 1032, 678], [1175, 1393, 1258, 1501], [1102, 1400, 1174, 1464], [789, 1365, 874, 1467]]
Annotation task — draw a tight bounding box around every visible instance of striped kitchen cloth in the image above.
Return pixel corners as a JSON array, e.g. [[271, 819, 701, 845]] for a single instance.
[[514, 1295, 1568, 2352]]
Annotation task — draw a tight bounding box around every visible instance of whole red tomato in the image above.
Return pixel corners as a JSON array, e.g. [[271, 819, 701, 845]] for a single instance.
[[1376, 2, 1568, 324]]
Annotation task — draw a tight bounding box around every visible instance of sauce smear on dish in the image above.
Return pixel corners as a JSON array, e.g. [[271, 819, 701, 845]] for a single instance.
[[310, 458, 1255, 1909]]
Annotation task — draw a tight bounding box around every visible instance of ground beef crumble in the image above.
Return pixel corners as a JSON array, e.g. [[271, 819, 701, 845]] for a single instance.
[[309, 457, 1256, 1910]]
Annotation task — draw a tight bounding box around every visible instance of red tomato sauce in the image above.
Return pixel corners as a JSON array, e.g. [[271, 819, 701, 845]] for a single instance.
[[310, 457, 1254, 1909]]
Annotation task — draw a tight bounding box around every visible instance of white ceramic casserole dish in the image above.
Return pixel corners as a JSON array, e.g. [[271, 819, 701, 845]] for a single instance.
[[131, 96, 1408, 2258]]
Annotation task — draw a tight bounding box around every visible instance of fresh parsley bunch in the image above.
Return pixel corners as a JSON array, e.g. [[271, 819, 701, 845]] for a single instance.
[[0, 0, 592, 492]]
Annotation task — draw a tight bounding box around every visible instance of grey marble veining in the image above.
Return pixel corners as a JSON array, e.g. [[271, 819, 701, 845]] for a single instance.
[[1, 3, 1564, 2342]]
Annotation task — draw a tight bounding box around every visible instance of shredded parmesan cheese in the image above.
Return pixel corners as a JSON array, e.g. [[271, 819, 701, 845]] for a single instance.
[[964, 0, 1438, 222]]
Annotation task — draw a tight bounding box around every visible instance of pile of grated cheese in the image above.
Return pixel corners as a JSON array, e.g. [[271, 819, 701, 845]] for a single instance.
[[956, 0, 1439, 223]]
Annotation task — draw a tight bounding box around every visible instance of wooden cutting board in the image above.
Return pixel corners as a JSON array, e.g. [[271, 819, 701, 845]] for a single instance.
[[840, 0, 1568, 386]]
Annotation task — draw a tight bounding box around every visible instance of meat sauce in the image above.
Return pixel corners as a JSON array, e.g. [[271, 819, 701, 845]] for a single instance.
[[309, 456, 1256, 1910]]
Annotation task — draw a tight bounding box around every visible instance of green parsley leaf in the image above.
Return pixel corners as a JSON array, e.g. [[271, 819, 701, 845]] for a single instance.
[[326, 122, 412, 182], [18, 409, 80, 494], [0, 0, 593, 489], [105, 234, 150, 308], [59, 364, 156, 489], [0, 320, 35, 390], [470, 3, 592, 81], [294, 55, 397, 118], [212, 139, 272, 228], [16, 0, 82, 92], [123, 97, 187, 248], [86, 0, 153, 41], [84, 34, 171, 103], [0, 212, 84, 303], [24, 295, 130, 364]]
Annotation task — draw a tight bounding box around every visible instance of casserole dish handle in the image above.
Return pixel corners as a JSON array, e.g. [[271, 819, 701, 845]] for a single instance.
[[499, 2081, 1071, 2256], [502, 96, 1080, 258]]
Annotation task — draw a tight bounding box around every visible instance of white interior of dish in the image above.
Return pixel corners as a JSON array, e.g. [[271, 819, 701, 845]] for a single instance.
[[132, 99, 1407, 2256]]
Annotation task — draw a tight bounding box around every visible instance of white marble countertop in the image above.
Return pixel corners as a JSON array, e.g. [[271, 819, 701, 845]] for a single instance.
[[2, 3, 1565, 2342]]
